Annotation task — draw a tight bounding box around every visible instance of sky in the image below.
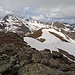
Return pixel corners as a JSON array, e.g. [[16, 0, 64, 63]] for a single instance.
[[0, 0, 75, 21]]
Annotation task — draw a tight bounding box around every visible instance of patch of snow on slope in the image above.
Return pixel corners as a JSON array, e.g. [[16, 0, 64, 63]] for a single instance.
[[24, 37, 58, 51], [24, 37, 44, 50], [48, 28, 75, 43], [24, 28, 75, 57], [38, 29, 62, 43]]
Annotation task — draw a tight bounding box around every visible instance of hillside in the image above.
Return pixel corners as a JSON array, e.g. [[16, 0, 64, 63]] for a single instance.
[[0, 32, 75, 75]]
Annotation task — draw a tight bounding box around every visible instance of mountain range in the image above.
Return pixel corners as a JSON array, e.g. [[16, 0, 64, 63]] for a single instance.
[[0, 14, 75, 75], [0, 14, 75, 57]]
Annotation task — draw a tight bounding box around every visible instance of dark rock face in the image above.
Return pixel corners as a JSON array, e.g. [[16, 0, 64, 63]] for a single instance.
[[18, 63, 64, 75], [53, 21, 65, 29], [0, 32, 75, 75], [3, 14, 13, 22]]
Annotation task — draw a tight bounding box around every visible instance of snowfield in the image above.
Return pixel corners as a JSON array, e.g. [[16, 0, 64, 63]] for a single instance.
[[24, 28, 75, 57]]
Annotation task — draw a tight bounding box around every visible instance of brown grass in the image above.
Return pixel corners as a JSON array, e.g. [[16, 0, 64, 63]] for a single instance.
[[49, 31, 69, 42], [37, 38, 46, 42], [27, 28, 43, 39]]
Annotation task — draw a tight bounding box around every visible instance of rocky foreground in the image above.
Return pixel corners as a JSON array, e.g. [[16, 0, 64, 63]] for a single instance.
[[0, 32, 75, 75]]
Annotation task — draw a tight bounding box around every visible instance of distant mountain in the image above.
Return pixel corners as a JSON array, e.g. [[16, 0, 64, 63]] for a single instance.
[[0, 14, 30, 36], [0, 14, 75, 36]]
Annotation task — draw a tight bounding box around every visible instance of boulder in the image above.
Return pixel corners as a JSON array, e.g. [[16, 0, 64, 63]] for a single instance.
[[18, 63, 64, 75]]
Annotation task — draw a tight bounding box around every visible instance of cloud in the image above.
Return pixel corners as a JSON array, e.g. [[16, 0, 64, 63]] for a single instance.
[[61, 5, 75, 17], [0, 0, 75, 18], [0, 0, 75, 9]]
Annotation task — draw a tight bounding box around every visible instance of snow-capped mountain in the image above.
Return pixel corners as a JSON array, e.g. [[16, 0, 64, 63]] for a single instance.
[[23, 19, 50, 31], [0, 14, 75, 34], [0, 14, 30, 36], [0, 14, 75, 62], [23, 19, 75, 62], [0, 14, 75, 37], [24, 28, 75, 61], [0, 14, 50, 33], [23, 21, 75, 59]]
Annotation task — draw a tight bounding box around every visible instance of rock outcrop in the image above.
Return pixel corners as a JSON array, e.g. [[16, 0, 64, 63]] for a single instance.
[[0, 32, 75, 75]]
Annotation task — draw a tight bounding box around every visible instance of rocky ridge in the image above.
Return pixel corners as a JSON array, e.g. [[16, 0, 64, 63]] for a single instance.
[[0, 32, 75, 75]]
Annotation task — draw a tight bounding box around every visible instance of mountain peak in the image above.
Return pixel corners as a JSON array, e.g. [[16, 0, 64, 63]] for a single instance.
[[2, 14, 18, 22], [0, 14, 30, 35]]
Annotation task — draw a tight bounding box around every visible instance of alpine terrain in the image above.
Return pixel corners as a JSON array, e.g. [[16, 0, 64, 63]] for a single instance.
[[0, 14, 75, 75]]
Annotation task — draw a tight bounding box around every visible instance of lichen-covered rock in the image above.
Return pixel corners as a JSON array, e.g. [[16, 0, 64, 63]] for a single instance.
[[59, 64, 74, 72], [32, 52, 43, 63], [0, 63, 11, 73], [0, 32, 75, 75], [32, 49, 51, 63], [52, 51, 63, 58], [40, 49, 52, 59], [18, 63, 64, 75], [65, 71, 75, 75]]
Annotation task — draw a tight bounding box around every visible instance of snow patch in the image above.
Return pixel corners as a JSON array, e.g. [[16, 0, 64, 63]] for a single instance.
[[24, 28, 75, 57]]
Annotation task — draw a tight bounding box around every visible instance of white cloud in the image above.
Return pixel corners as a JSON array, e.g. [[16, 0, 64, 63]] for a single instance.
[[0, 7, 3, 11], [32, 15, 45, 20], [5, 11, 13, 14], [61, 6, 75, 17], [0, 0, 75, 23]]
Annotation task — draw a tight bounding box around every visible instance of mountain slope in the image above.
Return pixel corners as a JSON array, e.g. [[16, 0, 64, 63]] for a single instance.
[[0, 14, 30, 36], [0, 32, 75, 75], [0, 14, 75, 61], [24, 28, 75, 61], [0, 15, 75, 75], [23, 19, 49, 31]]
